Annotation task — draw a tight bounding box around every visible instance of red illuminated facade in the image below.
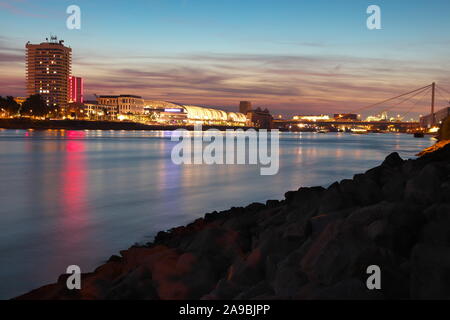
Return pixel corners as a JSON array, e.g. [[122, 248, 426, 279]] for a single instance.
[[69, 76, 83, 103]]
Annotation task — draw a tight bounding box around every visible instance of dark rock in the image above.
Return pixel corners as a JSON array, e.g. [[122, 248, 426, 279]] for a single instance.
[[154, 231, 170, 243], [382, 152, 404, 168], [105, 266, 157, 300], [352, 175, 382, 206], [318, 182, 347, 213], [285, 187, 325, 215], [108, 255, 122, 263], [258, 209, 285, 229], [411, 244, 450, 299], [282, 219, 311, 242], [245, 202, 266, 212], [364, 166, 383, 185], [381, 173, 405, 201], [420, 204, 450, 246], [306, 278, 383, 300], [234, 281, 274, 300], [405, 163, 442, 205], [184, 226, 245, 273], [226, 256, 264, 287], [178, 255, 217, 299], [204, 211, 221, 222], [272, 254, 308, 298], [344, 202, 393, 229], [266, 200, 280, 208], [205, 279, 244, 300], [310, 213, 343, 237]]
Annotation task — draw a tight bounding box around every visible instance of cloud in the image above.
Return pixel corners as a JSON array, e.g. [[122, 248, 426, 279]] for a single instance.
[[3, 42, 448, 116], [0, 51, 23, 63], [0, 76, 24, 97], [0, 0, 48, 18], [74, 50, 447, 116], [0, 36, 24, 64]]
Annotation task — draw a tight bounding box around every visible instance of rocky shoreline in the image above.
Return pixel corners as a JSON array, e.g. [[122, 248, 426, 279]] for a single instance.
[[17, 143, 450, 300]]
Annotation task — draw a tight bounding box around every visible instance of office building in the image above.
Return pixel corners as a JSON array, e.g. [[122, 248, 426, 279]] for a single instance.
[[69, 76, 83, 103], [26, 37, 72, 106]]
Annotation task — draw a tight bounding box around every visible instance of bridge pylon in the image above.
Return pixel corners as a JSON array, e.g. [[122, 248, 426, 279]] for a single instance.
[[431, 82, 436, 126]]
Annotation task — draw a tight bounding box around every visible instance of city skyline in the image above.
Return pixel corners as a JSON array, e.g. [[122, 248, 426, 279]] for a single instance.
[[1, 0, 450, 117]]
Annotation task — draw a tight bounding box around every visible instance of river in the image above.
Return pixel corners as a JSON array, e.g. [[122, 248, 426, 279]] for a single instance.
[[0, 129, 434, 298]]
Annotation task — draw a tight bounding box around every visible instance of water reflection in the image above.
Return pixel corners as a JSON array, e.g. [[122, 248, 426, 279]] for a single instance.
[[60, 132, 89, 242]]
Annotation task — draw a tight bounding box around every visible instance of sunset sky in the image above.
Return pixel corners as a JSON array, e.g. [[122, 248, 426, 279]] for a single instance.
[[1, 0, 450, 117]]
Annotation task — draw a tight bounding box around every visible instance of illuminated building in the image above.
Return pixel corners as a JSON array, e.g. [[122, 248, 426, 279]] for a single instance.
[[26, 36, 72, 106], [184, 105, 245, 123], [83, 101, 116, 117], [365, 112, 388, 122], [292, 115, 330, 121], [97, 95, 145, 115], [334, 113, 359, 121], [69, 76, 83, 103], [144, 100, 247, 125], [143, 100, 181, 114], [157, 107, 188, 123]]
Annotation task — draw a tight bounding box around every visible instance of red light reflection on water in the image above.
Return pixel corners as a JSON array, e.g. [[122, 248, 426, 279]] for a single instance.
[[60, 131, 89, 237]]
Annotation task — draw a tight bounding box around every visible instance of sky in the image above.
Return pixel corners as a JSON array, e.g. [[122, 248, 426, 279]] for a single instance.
[[1, 0, 450, 118]]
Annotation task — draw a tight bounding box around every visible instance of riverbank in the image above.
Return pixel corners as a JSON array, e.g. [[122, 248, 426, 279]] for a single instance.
[[16, 142, 450, 300], [0, 118, 253, 131]]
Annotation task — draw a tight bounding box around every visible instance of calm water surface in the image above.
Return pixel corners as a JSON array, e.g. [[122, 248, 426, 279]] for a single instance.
[[0, 129, 434, 298]]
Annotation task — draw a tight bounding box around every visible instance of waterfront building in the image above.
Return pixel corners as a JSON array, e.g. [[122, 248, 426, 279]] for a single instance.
[[157, 108, 188, 124], [239, 101, 252, 114], [144, 100, 247, 125], [334, 113, 359, 121], [69, 76, 83, 103], [292, 115, 330, 121], [143, 100, 181, 114], [84, 101, 116, 118], [26, 37, 72, 106], [366, 112, 389, 122], [65, 102, 85, 119], [97, 95, 145, 115], [184, 105, 246, 125], [420, 107, 450, 128], [246, 107, 273, 129]]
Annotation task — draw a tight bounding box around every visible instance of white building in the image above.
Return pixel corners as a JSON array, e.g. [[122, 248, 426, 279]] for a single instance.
[[97, 95, 144, 115]]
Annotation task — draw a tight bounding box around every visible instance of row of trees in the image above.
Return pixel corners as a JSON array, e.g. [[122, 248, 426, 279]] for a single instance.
[[0, 95, 54, 117], [0, 96, 19, 115]]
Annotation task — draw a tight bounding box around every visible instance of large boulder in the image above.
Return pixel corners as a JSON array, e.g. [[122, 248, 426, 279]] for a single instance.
[[404, 163, 442, 205], [410, 244, 450, 299]]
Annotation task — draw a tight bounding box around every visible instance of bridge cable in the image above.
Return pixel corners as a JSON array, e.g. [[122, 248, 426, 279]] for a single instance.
[[435, 86, 450, 106], [352, 84, 432, 114], [436, 85, 450, 98], [376, 85, 432, 115], [400, 86, 433, 120]]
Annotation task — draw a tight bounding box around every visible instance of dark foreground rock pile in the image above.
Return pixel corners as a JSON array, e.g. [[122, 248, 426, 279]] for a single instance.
[[18, 143, 450, 300]]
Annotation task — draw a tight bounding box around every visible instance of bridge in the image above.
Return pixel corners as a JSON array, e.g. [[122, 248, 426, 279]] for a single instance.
[[275, 82, 450, 132], [274, 119, 419, 132]]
